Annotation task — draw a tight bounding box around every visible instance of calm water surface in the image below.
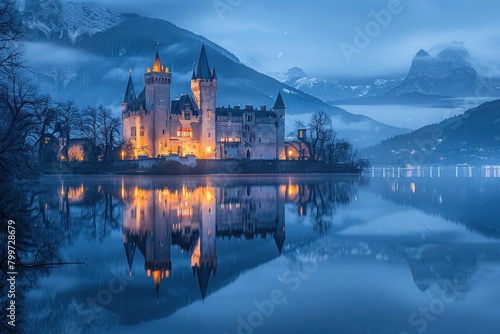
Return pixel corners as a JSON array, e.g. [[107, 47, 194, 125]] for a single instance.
[[5, 170, 500, 334]]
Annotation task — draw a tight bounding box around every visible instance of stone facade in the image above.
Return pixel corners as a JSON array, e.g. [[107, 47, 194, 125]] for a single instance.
[[122, 45, 286, 160]]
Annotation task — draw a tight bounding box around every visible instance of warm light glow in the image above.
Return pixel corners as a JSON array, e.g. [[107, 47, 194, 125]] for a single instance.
[[121, 150, 125, 160], [121, 179, 125, 199], [191, 238, 201, 267], [410, 183, 416, 194], [67, 184, 85, 202], [205, 146, 212, 153], [68, 145, 85, 161], [152, 270, 161, 285], [287, 184, 299, 199], [204, 188, 214, 202], [60, 155, 65, 161]]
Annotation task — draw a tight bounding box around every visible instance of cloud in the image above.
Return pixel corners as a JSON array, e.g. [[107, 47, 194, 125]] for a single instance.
[[25, 42, 97, 64], [70, 0, 500, 79]]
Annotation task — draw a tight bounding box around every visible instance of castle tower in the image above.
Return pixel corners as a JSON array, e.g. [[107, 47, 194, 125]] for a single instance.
[[145, 192, 172, 295], [145, 51, 172, 157], [191, 186, 217, 300], [272, 93, 286, 160], [122, 73, 136, 113], [191, 44, 217, 159]]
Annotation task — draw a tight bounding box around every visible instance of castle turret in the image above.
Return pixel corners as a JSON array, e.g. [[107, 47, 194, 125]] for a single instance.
[[145, 51, 172, 157], [122, 73, 136, 113], [191, 44, 217, 158], [272, 92, 286, 159]]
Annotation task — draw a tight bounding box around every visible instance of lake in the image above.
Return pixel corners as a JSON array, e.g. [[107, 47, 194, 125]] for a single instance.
[[3, 171, 500, 334]]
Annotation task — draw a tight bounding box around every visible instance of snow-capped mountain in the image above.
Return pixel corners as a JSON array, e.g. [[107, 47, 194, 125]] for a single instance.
[[387, 42, 498, 97], [268, 67, 404, 102], [19, 0, 409, 148], [271, 43, 500, 103], [21, 0, 125, 44]]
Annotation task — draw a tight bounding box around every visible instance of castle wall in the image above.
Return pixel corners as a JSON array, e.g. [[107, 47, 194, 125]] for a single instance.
[[122, 112, 155, 158]]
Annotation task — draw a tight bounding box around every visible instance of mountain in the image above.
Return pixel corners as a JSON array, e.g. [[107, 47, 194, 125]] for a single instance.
[[362, 99, 500, 165], [22, 0, 125, 44], [19, 0, 407, 148], [268, 67, 404, 102], [387, 42, 499, 97], [275, 43, 500, 106]]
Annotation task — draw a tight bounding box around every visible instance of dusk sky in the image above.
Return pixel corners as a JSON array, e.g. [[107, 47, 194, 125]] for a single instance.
[[73, 0, 500, 80]]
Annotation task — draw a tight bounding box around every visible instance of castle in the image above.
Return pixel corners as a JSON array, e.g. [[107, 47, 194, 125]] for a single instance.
[[121, 181, 287, 298], [122, 44, 286, 160]]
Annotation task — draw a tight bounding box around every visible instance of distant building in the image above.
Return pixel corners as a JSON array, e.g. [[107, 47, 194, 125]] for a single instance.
[[121, 44, 286, 160]]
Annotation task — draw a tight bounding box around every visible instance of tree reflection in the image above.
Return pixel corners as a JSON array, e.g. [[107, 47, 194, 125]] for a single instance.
[[1, 175, 365, 333]]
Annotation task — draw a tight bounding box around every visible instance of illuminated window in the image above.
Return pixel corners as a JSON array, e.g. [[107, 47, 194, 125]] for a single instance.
[[177, 128, 192, 137], [131, 126, 137, 137], [235, 137, 241, 143], [140, 126, 145, 136], [207, 110, 211, 118]]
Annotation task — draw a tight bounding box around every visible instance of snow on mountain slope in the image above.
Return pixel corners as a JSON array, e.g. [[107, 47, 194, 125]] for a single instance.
[[22, 0, 125, 44], [269, 67, 404, 102]]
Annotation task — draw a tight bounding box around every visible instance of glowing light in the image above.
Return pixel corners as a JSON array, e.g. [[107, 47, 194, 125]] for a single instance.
[[67, 184, 85, 202], [68, 145, 85, 161], [410, 183, 416, 194], [121, 150, 125, 160], [205, 146, 212, 153]]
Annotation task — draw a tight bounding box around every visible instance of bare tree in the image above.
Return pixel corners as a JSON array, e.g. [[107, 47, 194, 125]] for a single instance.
[[0, 0, 23, 78], [0, 68, 45, 178], [79, 106, 99, 160], [96, 105, 120, 160], [56, 101, 80, 159]]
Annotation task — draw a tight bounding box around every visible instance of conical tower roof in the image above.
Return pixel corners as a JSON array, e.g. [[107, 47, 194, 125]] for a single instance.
[[123, 74, 136, 104], [273, 92, 286, 109], [195, 44, 212, 79]]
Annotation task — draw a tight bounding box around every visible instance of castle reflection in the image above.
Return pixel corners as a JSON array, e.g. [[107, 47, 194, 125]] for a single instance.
[[121, 179, 293, 299]]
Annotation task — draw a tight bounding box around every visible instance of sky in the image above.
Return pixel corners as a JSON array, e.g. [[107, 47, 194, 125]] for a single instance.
[[72, 0, 500, 80]]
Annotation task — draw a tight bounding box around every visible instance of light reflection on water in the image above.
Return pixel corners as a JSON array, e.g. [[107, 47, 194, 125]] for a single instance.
[[3, 173, 499, 334]]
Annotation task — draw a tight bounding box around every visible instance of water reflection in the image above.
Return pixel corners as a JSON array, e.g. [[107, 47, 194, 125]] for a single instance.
[[7, 172, 500, 334], [121, 181, 287, 298], [1, 175, 363, 333], [118, 176, 363, 299], [369, 173, 500, 238]]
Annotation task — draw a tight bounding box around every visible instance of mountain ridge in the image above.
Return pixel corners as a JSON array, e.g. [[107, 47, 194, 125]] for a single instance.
[[20, 0, 408, 148], [361, 99, 500, 165]]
